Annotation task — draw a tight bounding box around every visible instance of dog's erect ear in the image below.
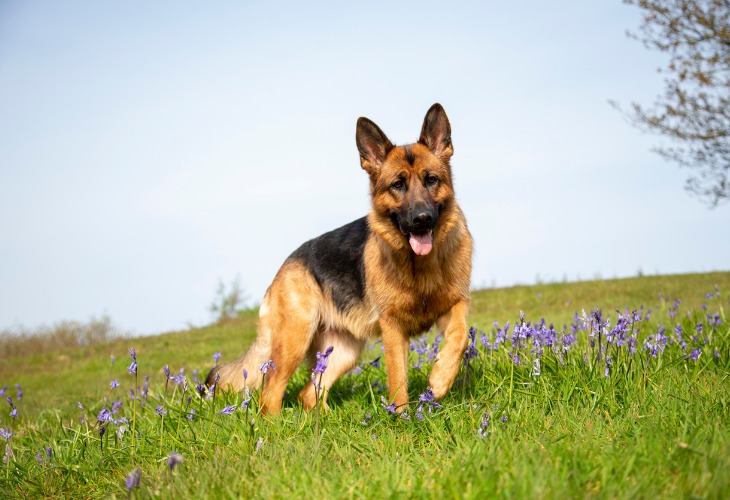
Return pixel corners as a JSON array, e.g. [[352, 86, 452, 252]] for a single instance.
[[356, 117, 393, 174], [419, 103, 453, 159]]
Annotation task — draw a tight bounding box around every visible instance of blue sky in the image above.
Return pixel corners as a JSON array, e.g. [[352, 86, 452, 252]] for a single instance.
[[1, 1, 727, 335]]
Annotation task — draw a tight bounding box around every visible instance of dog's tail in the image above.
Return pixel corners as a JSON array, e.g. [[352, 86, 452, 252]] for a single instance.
[[204, 300, 273, 393]]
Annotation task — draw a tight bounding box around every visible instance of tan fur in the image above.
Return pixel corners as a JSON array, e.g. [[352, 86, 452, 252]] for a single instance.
[[210, 104, 472, 415]]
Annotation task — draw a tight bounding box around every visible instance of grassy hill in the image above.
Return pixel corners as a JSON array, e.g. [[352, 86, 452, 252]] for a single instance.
[[0, 271, 728, 497]]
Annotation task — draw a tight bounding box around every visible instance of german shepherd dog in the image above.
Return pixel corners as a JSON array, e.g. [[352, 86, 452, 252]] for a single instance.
[[207, 103, 472, 414]]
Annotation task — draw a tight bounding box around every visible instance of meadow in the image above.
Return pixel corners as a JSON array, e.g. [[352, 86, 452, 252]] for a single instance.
[[0, 271, 728, 498]]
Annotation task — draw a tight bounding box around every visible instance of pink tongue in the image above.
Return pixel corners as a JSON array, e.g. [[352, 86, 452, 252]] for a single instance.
[[409, 232, 433, 255]]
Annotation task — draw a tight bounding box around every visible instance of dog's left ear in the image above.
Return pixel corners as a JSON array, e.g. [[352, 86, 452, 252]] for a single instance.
[[419, 103, 453, 159]]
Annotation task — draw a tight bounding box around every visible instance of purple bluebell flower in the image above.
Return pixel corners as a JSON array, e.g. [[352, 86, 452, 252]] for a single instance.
[[644, 326, 669, 357], [240, 398, 251, 410], [15, 385, 22, 400], [156, 405, 167, 416], [369, 357, 381, 369], [213, 351, 222, 364], [429, 334, 442, 361], [689, 349, 702, 362], [626, 336, 637, 355], [163, 365, 170, 379], [416, 405, 424, 421], [416, 390, 429, 403], [415, 388, 441, 420], [561, 332, 577, 353], [418, 388, 441, 407], [110, 379, 119, 390], [0, 428, 11, 440], [259, 360, 276, 374], [674, 323, 684, 340], [5, 396, 11, 407], [97, 408, 113, 423], [385, 402, 397, 415], [45, 446, 52, 458], [463, 327, 478, 360], [501, 415, 508, 423], [715, 349, 721, 359], [195, 381, 206, 396], [111, 400, 123, 414], [142, 374, 149, 400], [186, 408, 196, 421], [206, 373, 220, 400], [219, 405, 236, 415], [77, 402, 84, 411], [125, 467, 141, 490], [707, 313, 722, 327], [243, 369, 248, 382], [167, 452, 184, 470], [313, 346, 334, 374], [480, 329, 490, 350], [478, 412, 491, 438], [9, 407, 17, 418], [669, 299, 680, 318], [116, 426, 127, 441], [173, 369, 185, 386], [361, 413, 371, 426]]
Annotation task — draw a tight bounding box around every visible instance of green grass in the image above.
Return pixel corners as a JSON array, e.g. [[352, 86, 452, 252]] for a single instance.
[[0, 271, 728, 498]]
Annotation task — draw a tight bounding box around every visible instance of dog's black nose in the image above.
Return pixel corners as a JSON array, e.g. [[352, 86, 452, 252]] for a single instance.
[[412, 211, 434, 229]]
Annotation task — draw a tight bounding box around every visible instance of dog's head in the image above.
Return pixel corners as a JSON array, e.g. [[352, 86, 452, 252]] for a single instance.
[[356, 103, 455, 256]]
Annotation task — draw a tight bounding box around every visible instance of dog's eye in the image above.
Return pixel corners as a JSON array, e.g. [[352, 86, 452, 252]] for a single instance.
[[425, 175, 439, 186], [391, 180, 404, 191]]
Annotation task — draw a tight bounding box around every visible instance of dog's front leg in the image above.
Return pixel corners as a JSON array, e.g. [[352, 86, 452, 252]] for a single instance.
[[380, 317, 410, 411], [429, 300, 469, 399]]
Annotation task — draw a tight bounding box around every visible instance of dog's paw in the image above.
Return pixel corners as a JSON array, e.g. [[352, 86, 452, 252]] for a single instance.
[[428, 362, 457, 400]]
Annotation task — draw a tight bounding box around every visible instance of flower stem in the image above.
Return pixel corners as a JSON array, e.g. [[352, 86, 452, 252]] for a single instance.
[[131, 371, 137, 457]]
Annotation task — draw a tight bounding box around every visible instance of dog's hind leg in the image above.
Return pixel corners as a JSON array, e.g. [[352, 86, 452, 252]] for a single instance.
[[259, 261, 322, 415], [298, 330, 365, 411]]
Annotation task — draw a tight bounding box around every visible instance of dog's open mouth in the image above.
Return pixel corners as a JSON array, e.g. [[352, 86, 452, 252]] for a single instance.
[[408, 231, 433, 256]]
